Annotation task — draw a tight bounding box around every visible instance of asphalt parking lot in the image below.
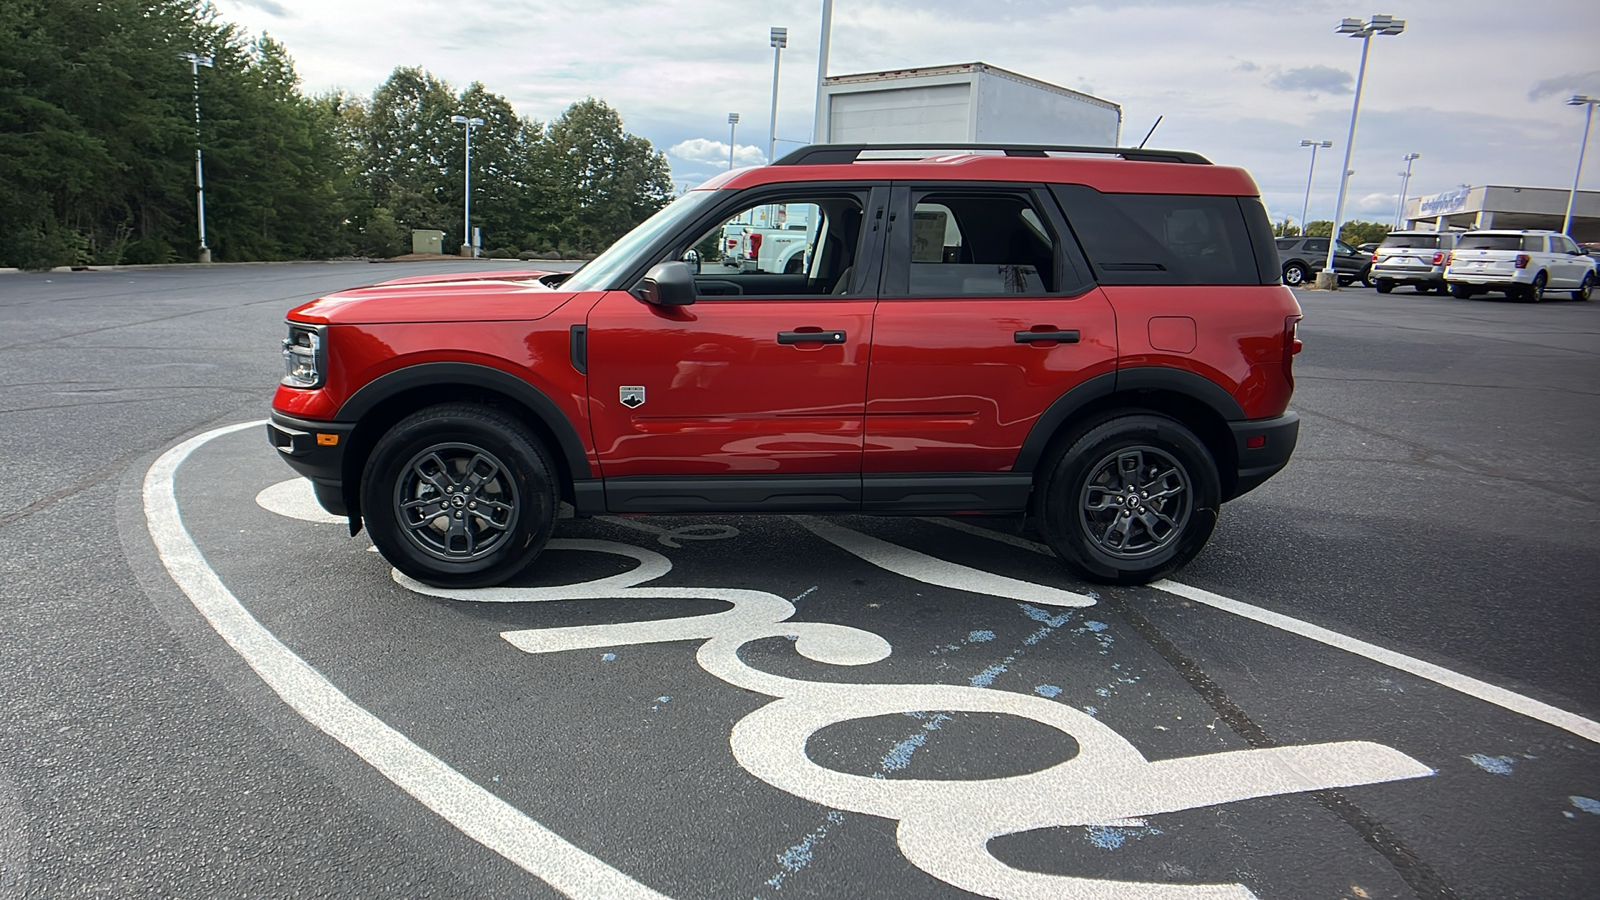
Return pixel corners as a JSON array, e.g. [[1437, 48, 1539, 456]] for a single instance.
[[2, 263, 1597, 899]]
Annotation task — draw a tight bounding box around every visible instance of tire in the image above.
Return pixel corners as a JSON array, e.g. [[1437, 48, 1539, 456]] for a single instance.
[[1359, 266, 1373, 287], [1413, 284, 1431, 294], [1037, 414, 1221, 585], [1337, 276, 1354, 287], [362, 403, 558, 588], [1574, 272, 1594, 302], [1522, 272, 1546, 303], [1375, 279, 1395, 294], [1282, 262, 1310, 287], [1449, 283, 1475, 299]]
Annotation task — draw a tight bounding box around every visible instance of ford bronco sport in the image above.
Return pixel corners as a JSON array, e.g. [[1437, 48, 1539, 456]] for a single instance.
[[269, 143, 1302, 588]]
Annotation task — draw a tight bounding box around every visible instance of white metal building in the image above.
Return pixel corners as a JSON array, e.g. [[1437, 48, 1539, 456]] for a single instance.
[[1404, 185, 1600, 242]]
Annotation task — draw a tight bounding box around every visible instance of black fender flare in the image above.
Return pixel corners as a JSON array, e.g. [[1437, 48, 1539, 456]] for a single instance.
[[337, 362, 592, 480], [1013, 367, 1245, 475]]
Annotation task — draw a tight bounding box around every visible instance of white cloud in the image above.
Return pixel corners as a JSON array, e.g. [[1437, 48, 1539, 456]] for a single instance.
[[669, 138, 767, 169], [1357, 192, 1399, 215]]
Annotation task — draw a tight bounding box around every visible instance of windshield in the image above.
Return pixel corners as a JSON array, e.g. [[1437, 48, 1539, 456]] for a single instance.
[[1457, 235, 1522, 251], [1380, 234, 1439, 249], [560, 191, 721, 292]]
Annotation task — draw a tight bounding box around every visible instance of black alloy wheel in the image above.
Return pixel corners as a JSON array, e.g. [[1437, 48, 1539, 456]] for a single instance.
[[363, 404, 557, 587], [1282, 263, 1310, 286], [1038, 414, 1221, 585]]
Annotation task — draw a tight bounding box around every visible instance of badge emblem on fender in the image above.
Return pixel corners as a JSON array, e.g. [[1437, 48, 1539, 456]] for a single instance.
[[619, 386, 645, 409]]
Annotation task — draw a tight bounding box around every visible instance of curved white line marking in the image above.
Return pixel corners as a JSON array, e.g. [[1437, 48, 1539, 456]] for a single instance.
[[797, 517, 1095, 607], [143, 422, 671, 900], [922, 517, 1600, 745], [256, 478, 344, 524]]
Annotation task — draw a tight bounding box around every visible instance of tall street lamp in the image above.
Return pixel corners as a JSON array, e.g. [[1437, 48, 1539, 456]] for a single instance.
[[1394, 152, 1420, 229], [768, 27, 788, 163], [728, 113, 741, 170], [814, 0, 834, 143], [177, 52, 214, 263], [1299, 139, 1332, 234], [451, 114, 484, 257], [1319, 13, 1405, 290], [1562, 95, 1598, 236]]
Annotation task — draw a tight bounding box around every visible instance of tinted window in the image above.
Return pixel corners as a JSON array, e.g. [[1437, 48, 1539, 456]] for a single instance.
[[1275, 238, 1298, 250], [1051, 185, 1262, 285], [1457, 235, 1522, 251], [1302, 238, 1329, 253], [1380, 233, 1440, 249], [903, 192, 1058, 296]]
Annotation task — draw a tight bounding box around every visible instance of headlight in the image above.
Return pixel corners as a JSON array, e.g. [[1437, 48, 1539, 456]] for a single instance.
[[281, 323, 327, 388]]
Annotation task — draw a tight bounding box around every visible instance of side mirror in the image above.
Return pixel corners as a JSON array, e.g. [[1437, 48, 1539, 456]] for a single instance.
[[635, 261, 697, 306], [682, 248, 702, 274]]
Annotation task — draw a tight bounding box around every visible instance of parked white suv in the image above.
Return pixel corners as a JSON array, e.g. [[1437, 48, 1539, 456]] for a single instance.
[[1445, 230, 1596, 302], [1371, 230, 1460, 295]]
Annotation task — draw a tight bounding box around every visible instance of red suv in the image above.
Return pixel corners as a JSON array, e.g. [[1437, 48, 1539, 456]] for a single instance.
[[269, 144, 1301, 588]]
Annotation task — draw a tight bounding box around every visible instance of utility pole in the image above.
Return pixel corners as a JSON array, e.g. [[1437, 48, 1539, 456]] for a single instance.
[[451, 115, 484, 257], [177, 52, 214, 263], [728, 113, 741, 169], [769, 27, 788, 162], [813, 0, 833, 143]]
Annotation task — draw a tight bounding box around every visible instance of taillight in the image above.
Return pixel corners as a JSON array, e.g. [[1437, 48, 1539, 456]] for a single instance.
[[1432, 251, 1444, 265], [1283, 315, 1302, 388], [1514, 254, 1530, 268], [1370, 252, 1378, 263], [749, 232, 763, 258]]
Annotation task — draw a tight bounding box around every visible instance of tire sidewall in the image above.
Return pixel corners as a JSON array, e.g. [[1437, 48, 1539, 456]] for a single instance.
[[363, 405, 557, 587], [1039, 414, 1220, 585]]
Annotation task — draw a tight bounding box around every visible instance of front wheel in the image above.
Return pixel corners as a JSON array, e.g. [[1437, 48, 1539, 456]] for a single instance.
[[362, 404, 558, 587], [1282, 263, 1310, 286], [1037, 414, 1221, 585], [1574, 273, 1594, 302]]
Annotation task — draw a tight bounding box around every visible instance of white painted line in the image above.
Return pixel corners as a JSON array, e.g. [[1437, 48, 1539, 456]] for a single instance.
[[1152, 579, 1600, 745], [922, 517, 1600, 746], [143, 422, 672, 900], [796, 517, 1094, 607], [255, 478, 344, 524]]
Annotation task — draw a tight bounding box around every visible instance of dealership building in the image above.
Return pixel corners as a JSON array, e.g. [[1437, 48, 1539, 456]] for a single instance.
[[1402, 185, 1600, 242]]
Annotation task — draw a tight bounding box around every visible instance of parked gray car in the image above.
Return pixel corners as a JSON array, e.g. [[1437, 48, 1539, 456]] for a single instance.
[[1275, 237, 1371, 287], [1371, 230, 1460, 294]]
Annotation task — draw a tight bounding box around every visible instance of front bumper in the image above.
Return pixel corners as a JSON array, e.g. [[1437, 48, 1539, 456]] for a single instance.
[[267, 411, 354, 515], [1227, 411, 1299, 501]]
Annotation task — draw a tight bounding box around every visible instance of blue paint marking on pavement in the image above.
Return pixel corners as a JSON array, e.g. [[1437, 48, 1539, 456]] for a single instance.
[[1034, 684, 1063, 698], [1020, 603, 1073, 628], [968, 629, 996, 642], [1084, 824, 1164, 850], [1083, 705, 1098, 716], [1571, 796, 1600, 815], [600, 652, 617, 661], [1465, 753, 1516, 775], [761, 810, 848, 892], [970, 663, 1008, 688], [882, 732, 930, 772]]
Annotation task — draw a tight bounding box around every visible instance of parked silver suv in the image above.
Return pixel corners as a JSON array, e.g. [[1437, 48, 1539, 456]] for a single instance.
[[1371, 230, 1459, 294], [1445, 230, 1596, 302]]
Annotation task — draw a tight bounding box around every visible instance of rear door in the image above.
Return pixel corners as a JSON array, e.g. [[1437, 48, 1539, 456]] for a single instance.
[[862, 183, 1116, 510]]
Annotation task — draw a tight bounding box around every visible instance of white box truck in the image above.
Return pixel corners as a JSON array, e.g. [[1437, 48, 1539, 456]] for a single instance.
[[818, 62, 1121, 146]]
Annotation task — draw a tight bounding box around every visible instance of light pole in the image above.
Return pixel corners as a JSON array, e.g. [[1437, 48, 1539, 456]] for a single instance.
[[1319, 13, 1405, 289], [1562, 95, 1598, 236], [769, 27, 788, 162], [177, 52, 214, 263], [1394, 152, 1420, 230], [450, 114, 484, 257], [728, 113, 741, 170], [814, 0, 834, 143], [1299, 139, 1332, 234]]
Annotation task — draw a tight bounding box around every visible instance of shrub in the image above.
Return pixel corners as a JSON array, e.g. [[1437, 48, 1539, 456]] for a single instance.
[[121, 237, 176, 266]]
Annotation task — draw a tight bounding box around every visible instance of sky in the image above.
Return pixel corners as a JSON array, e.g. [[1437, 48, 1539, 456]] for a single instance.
[[214, 0, 1600, 227]]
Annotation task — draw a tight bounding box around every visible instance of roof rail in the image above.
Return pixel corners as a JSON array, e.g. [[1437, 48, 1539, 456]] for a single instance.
[[771, 143, 1212, 166]]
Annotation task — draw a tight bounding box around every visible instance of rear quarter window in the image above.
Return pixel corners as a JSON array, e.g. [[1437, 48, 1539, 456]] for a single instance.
[[1051, 185, 1269, 286]]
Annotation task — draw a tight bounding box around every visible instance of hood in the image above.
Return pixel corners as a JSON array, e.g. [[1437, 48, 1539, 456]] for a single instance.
[[287, 270, 580, 325]]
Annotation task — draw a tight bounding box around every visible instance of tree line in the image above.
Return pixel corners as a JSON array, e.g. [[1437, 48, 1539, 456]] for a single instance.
[[1273, 218, 1393, 245], [0, 0, 673, 270]]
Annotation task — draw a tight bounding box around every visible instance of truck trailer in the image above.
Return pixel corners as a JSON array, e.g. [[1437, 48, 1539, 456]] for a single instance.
[[817, 62, 1121, 146]]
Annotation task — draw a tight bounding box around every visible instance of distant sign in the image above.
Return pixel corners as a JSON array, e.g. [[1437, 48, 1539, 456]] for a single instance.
[[1419, 187, 1472, 216]]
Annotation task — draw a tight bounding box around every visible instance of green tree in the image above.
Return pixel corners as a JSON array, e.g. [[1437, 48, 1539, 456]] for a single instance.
[[540, 98, 673, 254]]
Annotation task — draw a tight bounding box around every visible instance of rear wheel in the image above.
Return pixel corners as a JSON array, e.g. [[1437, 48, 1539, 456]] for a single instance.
[[1574, 273, 1594, 302], [363, 404, 558, 588], [1282, 263, 1310, 286], [1375, 279, 1395, 294], [1522, 273, 1546, 303], [1037, 414, 1220, 585], [1450, 283, 1475, 299]]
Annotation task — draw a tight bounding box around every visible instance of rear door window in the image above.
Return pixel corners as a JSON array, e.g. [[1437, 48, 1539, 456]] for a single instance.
[[887, 189, 1081, 297], [1050, 185, 1265, 285]]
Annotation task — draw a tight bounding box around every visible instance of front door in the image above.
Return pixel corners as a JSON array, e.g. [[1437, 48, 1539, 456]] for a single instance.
[[586, 188, 886, 512]]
